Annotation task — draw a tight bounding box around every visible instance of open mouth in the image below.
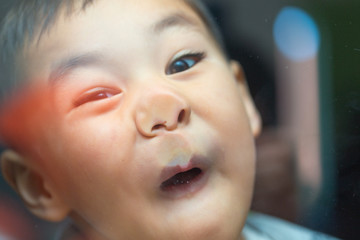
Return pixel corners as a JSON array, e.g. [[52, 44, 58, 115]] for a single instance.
[[159, 155, 210, 198], [160, 168, 202, 191]]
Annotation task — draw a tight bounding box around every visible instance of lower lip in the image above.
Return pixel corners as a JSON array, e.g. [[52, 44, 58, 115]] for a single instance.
[[159, 169, 209, 199]]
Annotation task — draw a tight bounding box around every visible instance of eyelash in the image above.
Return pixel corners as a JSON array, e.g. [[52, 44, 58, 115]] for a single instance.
[[166, 51, 205, 75], [73, 87, 121, 107]]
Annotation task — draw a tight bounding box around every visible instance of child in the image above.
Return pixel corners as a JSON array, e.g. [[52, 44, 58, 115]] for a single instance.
[[0, 0, 338, 239]]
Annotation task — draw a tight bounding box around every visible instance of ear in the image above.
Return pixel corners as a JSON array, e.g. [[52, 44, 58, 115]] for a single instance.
[[230, 60, 262, 137], [1, 149, 70, 221]]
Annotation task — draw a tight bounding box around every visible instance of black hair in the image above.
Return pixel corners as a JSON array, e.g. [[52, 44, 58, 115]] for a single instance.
[[0, 0, 95, 102], [0, 0, 226, 102], [185, 0, 227, 56]]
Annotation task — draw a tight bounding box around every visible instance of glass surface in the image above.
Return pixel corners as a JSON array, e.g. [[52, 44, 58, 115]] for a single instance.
[[0, 0, 359, 239]]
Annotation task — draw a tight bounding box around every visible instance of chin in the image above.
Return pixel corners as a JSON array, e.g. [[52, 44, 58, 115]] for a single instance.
[[160, 201, 245, 240], [170, 219, 243, 240]]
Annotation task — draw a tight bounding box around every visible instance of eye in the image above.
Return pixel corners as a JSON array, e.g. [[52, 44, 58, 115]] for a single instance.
[[166, 52, 205, 75], [73, 87, 121, 107]]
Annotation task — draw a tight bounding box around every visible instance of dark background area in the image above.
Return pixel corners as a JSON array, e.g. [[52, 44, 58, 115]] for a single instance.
[[206, 1, 360, 239], [1, 0, 359, 239], [206, 0, 360, 239]]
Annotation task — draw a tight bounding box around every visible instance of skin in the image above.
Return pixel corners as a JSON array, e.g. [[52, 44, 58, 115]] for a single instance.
[[1, 0, 261, 239]]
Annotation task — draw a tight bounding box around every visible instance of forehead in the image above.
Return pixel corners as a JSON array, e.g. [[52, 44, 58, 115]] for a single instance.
[[31, 0, 207, 46], [20, 0, 211, 80]]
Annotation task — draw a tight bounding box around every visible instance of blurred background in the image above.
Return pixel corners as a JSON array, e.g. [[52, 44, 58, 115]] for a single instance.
[[203, 0, 359, 239], [1, 0, 360, 239]]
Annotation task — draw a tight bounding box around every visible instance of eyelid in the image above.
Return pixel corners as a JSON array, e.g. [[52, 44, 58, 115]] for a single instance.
[[170, 50, 205, 63], [166, 50, 206, 75], [73, 87, 121, 107]]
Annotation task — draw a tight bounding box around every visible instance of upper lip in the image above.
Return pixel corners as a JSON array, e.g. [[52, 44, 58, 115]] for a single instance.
[[159, 155, 208, 185]]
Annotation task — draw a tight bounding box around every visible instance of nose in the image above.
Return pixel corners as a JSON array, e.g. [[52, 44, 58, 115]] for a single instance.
[[135, 88, 191, 137]]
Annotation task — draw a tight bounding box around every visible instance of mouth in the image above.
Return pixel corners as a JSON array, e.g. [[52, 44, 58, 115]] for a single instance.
[[160, 167, 203, 190], [159, 156, 210, 198]]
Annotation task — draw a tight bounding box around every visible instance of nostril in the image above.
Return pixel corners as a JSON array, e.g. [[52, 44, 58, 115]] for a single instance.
[[178, 109, 185, 123], [152, 122, 167, 132]]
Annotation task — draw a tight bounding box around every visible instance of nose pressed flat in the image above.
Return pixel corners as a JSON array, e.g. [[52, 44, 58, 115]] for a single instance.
[[135, 89, 191, 137]]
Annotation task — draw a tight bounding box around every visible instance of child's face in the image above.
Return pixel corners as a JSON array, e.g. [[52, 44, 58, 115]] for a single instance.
[[17, 0, 259, 239]]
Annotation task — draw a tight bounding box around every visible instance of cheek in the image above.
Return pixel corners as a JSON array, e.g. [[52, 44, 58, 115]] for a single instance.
[[192, 68, 256, 187], [191, 70, 251, 139], [45, 120, 159, 236], [64, 114, 132, 152], [42, 117, 136, 199]]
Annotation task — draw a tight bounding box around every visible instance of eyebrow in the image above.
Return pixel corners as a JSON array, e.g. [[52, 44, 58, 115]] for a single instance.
[[49, 52, 104, 84], [152, 13, 200, 34]]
